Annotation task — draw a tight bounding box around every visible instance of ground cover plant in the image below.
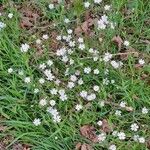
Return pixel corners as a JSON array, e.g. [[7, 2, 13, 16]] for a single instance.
[[0, 0, 150, 149]]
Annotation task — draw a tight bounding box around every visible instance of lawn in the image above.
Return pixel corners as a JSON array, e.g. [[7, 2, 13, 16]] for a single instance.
[[0, 0, 150, 150]]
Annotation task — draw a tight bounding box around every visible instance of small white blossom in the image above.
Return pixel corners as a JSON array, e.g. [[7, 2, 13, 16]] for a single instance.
[[24, 77, 31, 83], [56, 35, 62, 41], [78, 37, 84, 43], [84, 67, 91, 74], [112, 130, 118, 137], [39, 63, 46, 70], [97, 120, 102, 126], [80, 91, 88, 98], [138, 137, 145, 143], [79, 43, 85, 50], [67, 29, 73, 34], [42, 34, 49, 40], [49, 4, 54, 9], [34, 88, 39, 94], [109, 144, 116, 150], [94, 69, 99, 74], [33, 118, 41, 126], [64, 18, 70, 23], [94, 0, 102, 4], [93, 85, 100, 92], [67, 81, 75, 89], [39, 78, 45, 84], [104, 5, 111, 11], [8, 68, 13, 73], [18, 70, 24, 76], [133, 135, 139, 142], [36, 39, 42, 44], [47, 60, 53, 66], [50, 88, 58, 95], [142, 107, 148, 114], [39, 98, 47, 106], [138, 59, 145, 65], [120, 101, 126, 108], [70, 75, 77, 82], [86, 93, 96, 101], [75, 104, 83, 111], [131, 123, 139, 132], [115, 110, 122, 116], [8, 13, 13, 18], [0, 21, 6, 30], [103, 52, 112, 62], [84, 2, 90, 8], [98, 133, 106, 142], [117, 132, 126, 140], [50, 100, 56, 106], [20, 43, 30, 53], [99, 101, 105, 107], [123, 40, 130, 46], [78, 78, 84, 85]]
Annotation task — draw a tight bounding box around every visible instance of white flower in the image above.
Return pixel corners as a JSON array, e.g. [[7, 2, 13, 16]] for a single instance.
[[42, 34, 49, 40], [67, 82, 75, 89], [69, 41, 75, 47], [69, 59, 74, 65], [112, 130, 118, 137], [104, 5, 111, 11], [142, 107, 148, 114], [0, 21, 6, 30], [86, 93, 96, 101], [64, 18, 70, 23], [49, 4, 54, 9], [89, 48, 94, 53], [24, 77, 31, 83], [56, 35, 62, 41], [50, 100, 56, 106], [115, 110, 121, 116], [84, 67, 91, 74], [39, 99, 47, 106], [56, 47, 67, 56], [36, 39, 42, 44], [80, 91, 88, 98], [54, 79, 61, 86], [94, 69, 99, 74], [8, 13, 13, 18], [111, 60, 120, 69], [97, 19, 106, 29], [123, 40, 130, 46], [39, 63, 46, 70], [117, 132, 126, 140], [109, 144, 116, 150], [131, 123, 139, 132], [50, 88, 58, 95], [62, 55, 69, 63], [93, 85, 100, 92], [94, 0, 102, 4], [47, 60, 53, 66], [67, 29, 73, 34], [111, 80, 115, 84], [98, 133, 106, 142], [44, 69, 55, 81], [103, 52, 112, 62], [138, 59, 145, 65], [97, 120, 102, 126], [84, 2, 90, 8], [79, 43, 85, 50], [8, 68, 13, 73], [58, 89, 65, 95], [120, 101, 126, 108], [103, 78, 110, 85], [78, 37, 84, 43], [18, 70, 24, 75], [39, 78, 45, 84], [70, 75, 77, 82], [78, 78, 84, 85], [34, 88, 39, 94], [20, 43, 30, 53], [133, 135, 139, 142], [99, 101, 105, 107], [33, 118, 41, 126], [75, 104, 83, 111], [59, 94, 68, 101], [138, 137, 145, 143]]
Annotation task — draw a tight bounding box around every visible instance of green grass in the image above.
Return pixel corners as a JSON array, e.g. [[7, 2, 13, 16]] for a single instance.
[[0, 0, 150, 149]]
